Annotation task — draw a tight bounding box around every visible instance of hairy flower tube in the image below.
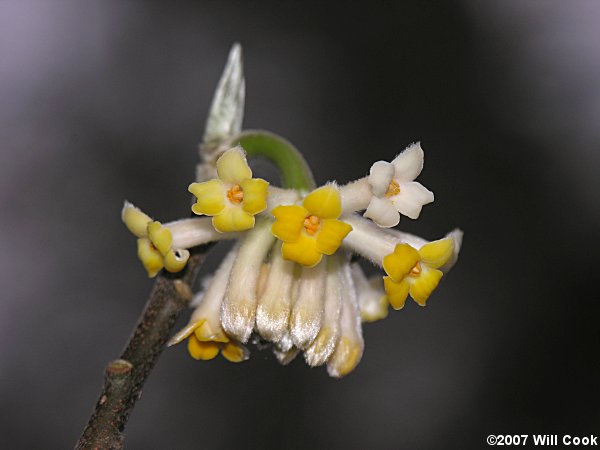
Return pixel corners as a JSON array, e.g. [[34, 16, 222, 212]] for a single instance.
[[351, 263, 388, 322], [168, 248, 249, 362], [120, 44, 463, 377], [342, 215, 462, 310], [189, 146, 269, 232]]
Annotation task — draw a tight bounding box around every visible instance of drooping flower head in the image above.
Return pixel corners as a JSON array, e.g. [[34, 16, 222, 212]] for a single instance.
[[120, 44, 462, 377]]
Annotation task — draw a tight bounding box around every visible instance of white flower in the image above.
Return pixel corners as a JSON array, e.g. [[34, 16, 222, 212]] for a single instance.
[[363, 142, 434, 227]]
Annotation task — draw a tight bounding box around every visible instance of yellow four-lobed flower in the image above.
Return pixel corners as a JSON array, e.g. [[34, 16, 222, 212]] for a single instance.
[[123, 204, 189, 277], [189, 147, 269, 232], [181, 319, 248, 362], [383, 238, 454, 309], [271, 185, 353, 267]]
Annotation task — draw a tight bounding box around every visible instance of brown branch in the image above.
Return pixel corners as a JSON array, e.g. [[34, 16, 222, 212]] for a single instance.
[[76, 245, 212, 450]]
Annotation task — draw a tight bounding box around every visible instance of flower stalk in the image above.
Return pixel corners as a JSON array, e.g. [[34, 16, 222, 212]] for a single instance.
[[230, 130, 316, 191]]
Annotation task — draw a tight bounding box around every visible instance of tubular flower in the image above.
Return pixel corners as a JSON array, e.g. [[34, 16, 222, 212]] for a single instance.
[[220, 218, 276, 343], [189, 146, 269, 232], [342, 214, 461, 309], [351, 263, 388, 322], [122, 202, 190, 277], [383, 238, 454, 309], [326, 259, 363, 377], [168, 248, 249, 362], [122, 201, 236, 277], [271, 185, 353, 267]]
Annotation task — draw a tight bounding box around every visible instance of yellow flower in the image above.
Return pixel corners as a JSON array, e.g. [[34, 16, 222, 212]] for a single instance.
[[185, 320, 249, 363], [169, 318, 248, 362], [122, 202, 189, 277], [167, 248, 249, 363], [189, 147, 269, 232], [382, 237, 454, 309], [271, 185, 353, 267]]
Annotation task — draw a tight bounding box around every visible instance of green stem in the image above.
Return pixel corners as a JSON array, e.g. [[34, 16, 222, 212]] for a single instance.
[[229, 130, 316, 191]]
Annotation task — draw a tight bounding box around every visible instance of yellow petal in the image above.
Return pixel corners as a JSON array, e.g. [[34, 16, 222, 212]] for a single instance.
[[122, 203, 152, 238], [240, 178, 269, 215], [167, 319, 205, 346], [281, 235, 322, 267], [147, 221, 172, 256], [216, 147, 252, 184], [137, 238, 163, 278], [271, 205, 307, 242], [303, 185, 342, 219], [410, 268, 443, 306], [418, 237, 454, 269], [329, 336, 362, 378], [163, 249, 189, 273], [194, 320, 230, 343], [384, 276, 410, 310], [360, 294, 389, 323], [189, 179, 226, 216], [187, 335, 221, 360], [382, 243, 420, 282], [315, 219, 353, 255], [212, 206, 255, 232], [221, 341, 249, 363]]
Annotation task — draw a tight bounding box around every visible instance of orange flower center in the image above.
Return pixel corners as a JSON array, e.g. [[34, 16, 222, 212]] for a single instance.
[[303, 215, 321, 235], [227, 185, 244, 204], [409, 261, 421, 277], [385, 180, 400, 197]]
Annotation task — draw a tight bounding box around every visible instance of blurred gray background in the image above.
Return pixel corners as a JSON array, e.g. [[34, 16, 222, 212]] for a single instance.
[[1, 1, 599, 449]]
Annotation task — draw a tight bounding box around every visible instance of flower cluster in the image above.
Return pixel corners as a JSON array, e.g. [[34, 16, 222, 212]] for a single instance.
[[123, 143, 462, 377]]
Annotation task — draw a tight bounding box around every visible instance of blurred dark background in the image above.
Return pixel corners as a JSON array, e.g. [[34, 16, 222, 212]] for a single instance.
[[1, 1, 598, 449]]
